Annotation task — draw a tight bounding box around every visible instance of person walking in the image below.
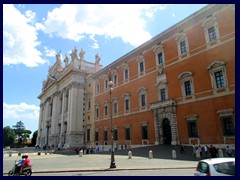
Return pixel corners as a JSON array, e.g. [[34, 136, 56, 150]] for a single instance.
[[180, 143, 185, 154], [192, 144, 196, 157], [204, 145, 208, 158], [226, 145, 232, 157], [198, 145, 202, 158]]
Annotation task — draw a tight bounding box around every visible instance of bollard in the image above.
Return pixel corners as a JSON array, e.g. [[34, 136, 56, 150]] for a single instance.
[[128, 151, 132, 159], [79, 150, 83, 157], [18, 152, 21, 156], [9, 152, 12, 157], [38, 152, 41, 155], [196, 149, 200, 159], [218, 149, 223, 157], [172, 150, 177, 159], [149, 150, 153, 159]]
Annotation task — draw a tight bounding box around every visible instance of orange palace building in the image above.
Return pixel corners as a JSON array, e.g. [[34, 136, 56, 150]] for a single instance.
[[85, 4, 235, 150]]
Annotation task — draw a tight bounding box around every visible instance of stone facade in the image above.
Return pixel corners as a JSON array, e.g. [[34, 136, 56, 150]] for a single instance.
[[37, 4, 235, 150], [37, 49, 102, 148]]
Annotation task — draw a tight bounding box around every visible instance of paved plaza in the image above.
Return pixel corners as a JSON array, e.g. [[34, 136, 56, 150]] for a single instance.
[[3, 145, 233, 175]]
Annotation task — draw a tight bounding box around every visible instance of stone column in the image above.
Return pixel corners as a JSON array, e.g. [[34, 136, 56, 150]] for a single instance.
[[36, 103, 43, 146], [170, 106, 179, 145], [154, 109, 160, 145], [50, 92, 59, 146], [43, 99, 50, 145], [59, 90, 66, 147]]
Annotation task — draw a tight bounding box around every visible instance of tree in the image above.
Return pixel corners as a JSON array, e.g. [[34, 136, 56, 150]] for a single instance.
[[12, 120, 25, 130], [12, 121, 32, 146], [3, 126, 16, 147], [31, 130, 38, 146]]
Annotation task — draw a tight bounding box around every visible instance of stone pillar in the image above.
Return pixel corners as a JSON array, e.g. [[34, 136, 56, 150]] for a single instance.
[[60, 90, 66, 146], [170, 107, 179, 145], [43, 100, 50, 145], [50, 92, 59, 146], [154, 110, 160, 145], [36, 104, 43, 146]]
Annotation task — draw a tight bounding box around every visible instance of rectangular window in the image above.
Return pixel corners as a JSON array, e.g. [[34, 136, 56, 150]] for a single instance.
[[87, 129, 90, 141], [139, 62, 144, 73], [96, 108, 99, 118], [141, 126, 148, 139], [105, 80, 108, 90], [141, 94, 146, 107], [124, 69, 129, 80], [125, 99, 129, 111], [88, 97, 91, 110], [114, 102, 118, 114], [215, 71, 225, 88], [160, 88, 166, 101], [125, 127, 131, 140], [104, 130, 108, 141], [95, 131, 99, 141], [114, 75, 117, 85], [96, 84, 100, 93], [158, 52, 163, 64], [184, 81, 191, 96], [208, 26, 217, 42], [188, 121, 198, 137], [180, 41, 187, 54], [104, 106, 108, 117], [222, 117, 235, 136], [113, 129, 118, 141]]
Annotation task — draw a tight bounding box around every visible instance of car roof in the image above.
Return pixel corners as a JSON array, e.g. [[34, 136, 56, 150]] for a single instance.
[[199, 158, 235, 165]]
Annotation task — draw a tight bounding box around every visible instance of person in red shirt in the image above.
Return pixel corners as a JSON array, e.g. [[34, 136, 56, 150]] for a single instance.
[[20, 155, 30, 173]]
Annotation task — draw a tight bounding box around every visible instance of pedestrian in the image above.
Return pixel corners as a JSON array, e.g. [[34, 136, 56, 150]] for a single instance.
[[180, 143, 185, 154], [198, 145, 202, 158], [192, 144, 196, 157], [204, 145, 208, 158], [226, 145, 232, 157]]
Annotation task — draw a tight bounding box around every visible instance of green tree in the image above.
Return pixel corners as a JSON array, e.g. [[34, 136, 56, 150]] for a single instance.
[[31, 130, 38, 146], [12, 121, 32, 146], [3, 126, 16, 147]]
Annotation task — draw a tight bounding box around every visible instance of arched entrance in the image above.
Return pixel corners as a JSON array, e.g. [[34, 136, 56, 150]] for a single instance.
[[162, 118, 172, 144]]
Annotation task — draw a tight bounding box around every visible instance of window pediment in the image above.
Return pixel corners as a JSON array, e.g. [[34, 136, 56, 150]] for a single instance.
[[208, 61, 226, 70], [178, 72, 193, 80], [137, 87, 147, 94], [122, 93, 130, 98]]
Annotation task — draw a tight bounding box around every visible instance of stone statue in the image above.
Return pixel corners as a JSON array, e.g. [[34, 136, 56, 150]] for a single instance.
[[56, 51, 61, 63], [79, 48, 85, 60], [158, 67, 165, 75], [95, 53, 101, 64], [56, 51, 63, 70], [64, 54, 69, 66], [71, 47, 78, 61]]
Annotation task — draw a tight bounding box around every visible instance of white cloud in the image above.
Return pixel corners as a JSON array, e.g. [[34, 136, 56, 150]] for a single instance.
[[38, 4, 166, 47], [44, 46, 57, 57], [3, 102, 39, 120], [25, 10, 36, 23], [172, 13, 176, 17], [3, 4, 46, 67]]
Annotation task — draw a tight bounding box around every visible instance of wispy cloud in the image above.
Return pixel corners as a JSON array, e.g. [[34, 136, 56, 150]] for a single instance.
[[3, 4, 46, 67], [3, 102, 39, 120], [44, 46, 57, 57], [37, 4, 166, 47]]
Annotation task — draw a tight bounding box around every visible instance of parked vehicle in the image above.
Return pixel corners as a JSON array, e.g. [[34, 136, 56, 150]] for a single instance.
[[194, 158, 235, 176], [8, 158, 32, 176]]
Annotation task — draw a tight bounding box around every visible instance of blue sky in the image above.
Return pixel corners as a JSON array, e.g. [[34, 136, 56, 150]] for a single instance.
[[3, 4, 207, 137]]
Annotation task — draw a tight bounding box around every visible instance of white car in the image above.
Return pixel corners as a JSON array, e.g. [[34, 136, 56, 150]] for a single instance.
[[194, 158, 235, 176]]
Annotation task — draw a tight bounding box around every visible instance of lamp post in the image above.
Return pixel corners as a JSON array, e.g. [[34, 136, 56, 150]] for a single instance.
[[108, 78, 116, 168]]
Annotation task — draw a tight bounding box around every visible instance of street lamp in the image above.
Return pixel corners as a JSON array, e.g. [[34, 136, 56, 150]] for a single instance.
[[108, 78, 116, 168]]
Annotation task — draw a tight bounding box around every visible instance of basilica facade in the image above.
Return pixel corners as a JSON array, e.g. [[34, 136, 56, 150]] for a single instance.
[[37, 4, 235, 149]]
